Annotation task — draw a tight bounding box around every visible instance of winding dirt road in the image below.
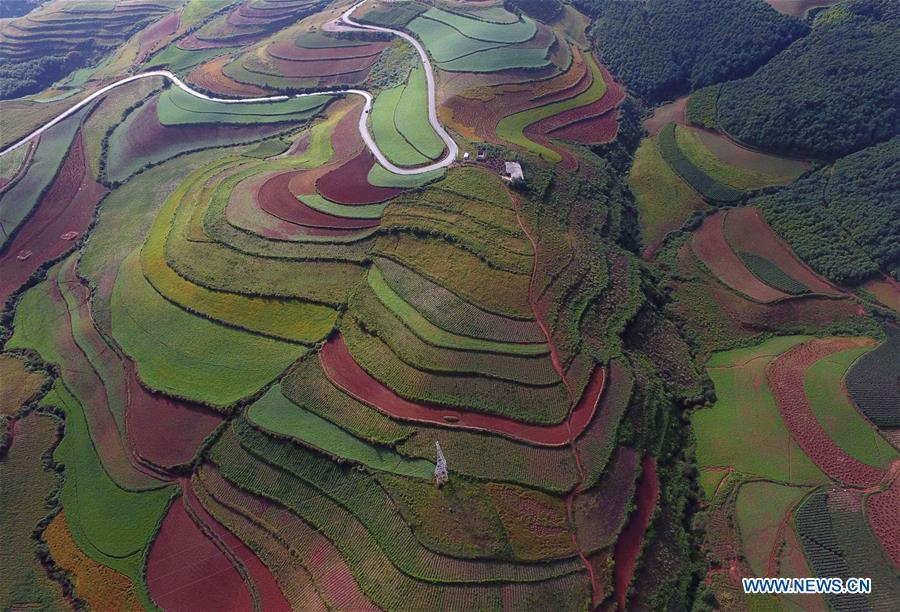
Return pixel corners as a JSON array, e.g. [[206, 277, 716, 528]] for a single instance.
[[0, 0, 457, 175]]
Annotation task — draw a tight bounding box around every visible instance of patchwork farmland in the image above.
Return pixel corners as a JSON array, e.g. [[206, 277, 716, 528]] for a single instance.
[[1, 0, 897, 610]]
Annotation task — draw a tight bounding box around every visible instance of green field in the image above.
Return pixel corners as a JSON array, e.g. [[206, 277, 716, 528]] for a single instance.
[[112, 251, 303, 408], [803, 346, 897, 469], [406, 17, 506, 63], [495, 54, 606, 162], [370, 83, 431, 166], [629, 136, 707, 254], [420, 8, 537, 44], [694, 336, 829, 496], [299, 194, 387, 219], [437, 46, 551, 72], [43, 384, 172, 608], [367, 266, 546, 356], [737, 252, 810, 295], [145, 45, 235, 73], [367, 162, 445, 188], [157, 87, 330, 126], [674, 125, 801, 190], [395, 65, 445, 159], [247, 386, 435, 478], [0, 413, 64, 610], [735, 481, 809, 577]]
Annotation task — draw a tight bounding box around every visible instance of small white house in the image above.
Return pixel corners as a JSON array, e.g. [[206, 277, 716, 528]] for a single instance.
[[503, 161, 524, 183]]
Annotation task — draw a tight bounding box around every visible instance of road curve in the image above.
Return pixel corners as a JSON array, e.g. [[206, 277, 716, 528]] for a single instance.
[[0, 0, 457, 176]]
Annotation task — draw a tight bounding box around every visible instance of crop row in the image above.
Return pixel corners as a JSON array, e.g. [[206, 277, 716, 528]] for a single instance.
[[247, 385, 435, 479], [218, 422, 585, 583], [350, 281, 559, 384], [342, 318, 571, 424], [657, 124, 744, 203], [281, 357, 581, 492], [573, 447, 641, 555], [374, 233, 534, 319], [845, 324, 900, 428], [191, 475, 332, 611], [375, 256, 544, 343]]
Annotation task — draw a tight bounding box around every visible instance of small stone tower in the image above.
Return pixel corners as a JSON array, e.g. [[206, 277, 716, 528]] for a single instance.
[[434, 441, 448, 487]]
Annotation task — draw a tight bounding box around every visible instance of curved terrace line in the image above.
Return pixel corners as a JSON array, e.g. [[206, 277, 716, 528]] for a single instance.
[[0, 0, 458, 176]]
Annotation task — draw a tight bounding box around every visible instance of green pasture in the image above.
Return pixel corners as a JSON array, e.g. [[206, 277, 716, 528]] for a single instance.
[[371, 84, 431, 166], [247, 386, 434, 478], [804, 345, 897, 469], [437, 45, 551, 72], [495, 55, 606, 162], [694, 336, 829, 495]]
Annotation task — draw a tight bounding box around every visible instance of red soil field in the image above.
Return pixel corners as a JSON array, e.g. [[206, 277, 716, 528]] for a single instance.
[[125, 361, 222, 469], [532, 64, 625, 134], [114, 98, 278, 168], [137, 11, 180, 62], [259, 54, 380, 78], [643, 95, 688, 136], [316, 150, 404, 205], [724, 207, 840, 295], [0, 132, 105, 305], [549, 110, 620, 145], [257, 172, 379, 229], [147, 491, 254, 611], [319, 334, 606, 446], [188, 56, 269, 96], [691, 212, 790, 303], [522, 125, 578, 170], [183, 483, 290, 611], [766, 337, 885, 488], [867, 475, 900, 569], [612, 456, 659, 611], [574, 447, 641, 553], [267, 40, 387, 61]]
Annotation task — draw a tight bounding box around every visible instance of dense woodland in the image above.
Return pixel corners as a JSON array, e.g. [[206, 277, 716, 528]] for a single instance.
[[718, 0, 900, 159], [0, 53, 83, 100], [573, 0, 804, 103], [505, 0, 563, 22], [756, 136, 900, 285]]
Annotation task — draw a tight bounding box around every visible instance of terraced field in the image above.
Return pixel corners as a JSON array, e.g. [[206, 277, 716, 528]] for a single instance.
[[1, 0, 894, 609]]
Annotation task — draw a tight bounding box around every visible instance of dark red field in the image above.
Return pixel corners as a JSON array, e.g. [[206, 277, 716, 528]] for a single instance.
[[316, 150, 404, 205], [147, 491, 254, 611], [549, 110, 620, 145], [0, 132, 105, 305], [257, 172, 379, 229], [125, 362, 223, 469], [612, 456, 659, 611], [691, 212, 790, 303], [188, 57, 269, 96], [766, 338, 885, 488], [318, 335, 606, 446]]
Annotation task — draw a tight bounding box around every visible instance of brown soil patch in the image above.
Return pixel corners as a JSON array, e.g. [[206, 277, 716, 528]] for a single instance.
[[188, 56, 268, 96], [643, 95, 689, 136]]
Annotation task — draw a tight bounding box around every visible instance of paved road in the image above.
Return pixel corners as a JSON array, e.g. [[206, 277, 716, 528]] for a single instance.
[[0, 0, 457, 176]]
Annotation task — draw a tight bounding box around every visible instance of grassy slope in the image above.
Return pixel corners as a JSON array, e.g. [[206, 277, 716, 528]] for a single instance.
[[694, 336, 830, 495], [395, 65, 444, 159], [629, 136, 707, 255], [804, 346, 897, 469], [370, 83, 431, 166]]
